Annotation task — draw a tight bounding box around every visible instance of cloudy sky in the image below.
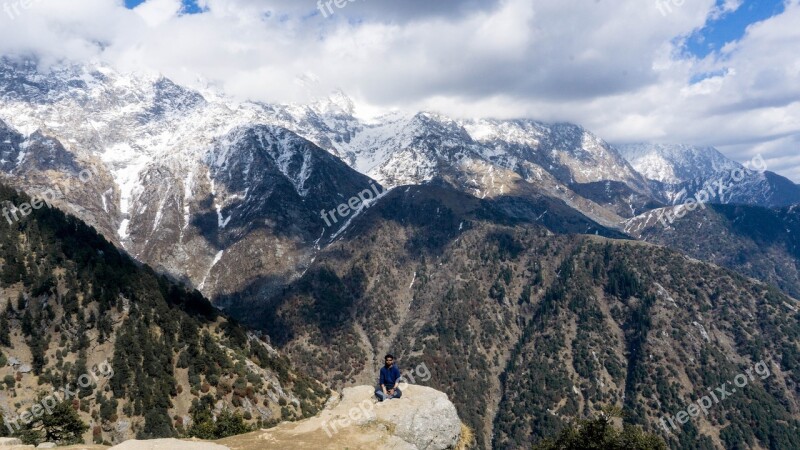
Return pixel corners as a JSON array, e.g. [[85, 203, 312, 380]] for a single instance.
[[1, 0, 798, 181]]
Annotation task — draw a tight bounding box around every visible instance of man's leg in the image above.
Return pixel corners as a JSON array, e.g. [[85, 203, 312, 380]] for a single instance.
[[391, 387, 402, 399], [375, 389, 388, 402]]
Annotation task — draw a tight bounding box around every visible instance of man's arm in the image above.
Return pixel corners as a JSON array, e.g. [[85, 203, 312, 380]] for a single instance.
[[391, 367, 401, 391], [380, 369, 389, 394]]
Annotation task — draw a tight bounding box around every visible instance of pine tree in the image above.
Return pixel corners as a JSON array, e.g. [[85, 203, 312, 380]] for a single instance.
[[16, 399, 88, 446], [0, 313, 10, 347], [39, 400, 89, 445]]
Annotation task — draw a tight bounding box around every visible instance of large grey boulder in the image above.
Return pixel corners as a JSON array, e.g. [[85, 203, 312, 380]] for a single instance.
[[228, 384, 462, 449], [341, 385, 462, 450], [0, 438, 23, 446], [109, 439, 230, 449]]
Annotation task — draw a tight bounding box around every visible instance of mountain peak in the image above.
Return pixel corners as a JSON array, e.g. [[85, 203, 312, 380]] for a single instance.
[[310, 89, 356, 116], [616, 142, 741, 184]]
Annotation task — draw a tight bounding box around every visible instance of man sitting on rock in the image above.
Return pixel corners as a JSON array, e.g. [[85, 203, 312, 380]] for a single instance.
[[376, 354, 402, 401]]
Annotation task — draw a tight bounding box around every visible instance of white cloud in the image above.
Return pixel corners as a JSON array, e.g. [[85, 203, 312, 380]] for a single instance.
[[134, 0, 182, 27], [711, 0, 744, 19], [0, 0, 798, 181]]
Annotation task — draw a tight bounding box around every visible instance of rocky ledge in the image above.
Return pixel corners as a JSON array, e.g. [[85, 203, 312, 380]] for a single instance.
[[217, 384, 464, 450], [15, 385, 465, 450]]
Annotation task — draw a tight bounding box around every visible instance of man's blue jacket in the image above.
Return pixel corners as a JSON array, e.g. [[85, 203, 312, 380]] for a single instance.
[[379, 364, 402, 387]]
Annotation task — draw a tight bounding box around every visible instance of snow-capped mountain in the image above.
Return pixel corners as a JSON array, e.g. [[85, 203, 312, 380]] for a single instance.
[[466, 120, 647, 188], [461, 119, 657, 217], [0, 117, 119, 234], [3, 56, 797, 312], [617, 143, 740, 185], [0, 57, 376, 306], [617, 143, 800, 207], [268, 109, 483, 188], [258, 103, 658, 221]]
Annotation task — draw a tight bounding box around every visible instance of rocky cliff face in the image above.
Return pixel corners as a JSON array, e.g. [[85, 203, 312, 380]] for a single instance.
[[120, 123, 377, 312], [216, 385, 465, 450]]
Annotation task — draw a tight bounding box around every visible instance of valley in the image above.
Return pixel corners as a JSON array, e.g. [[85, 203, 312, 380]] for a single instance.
[[1, 56, 799, 449]]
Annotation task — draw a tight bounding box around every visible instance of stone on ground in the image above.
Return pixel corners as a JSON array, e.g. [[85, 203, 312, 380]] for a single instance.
[[217, 384, 462, 450], [109, 439, 230, 450]]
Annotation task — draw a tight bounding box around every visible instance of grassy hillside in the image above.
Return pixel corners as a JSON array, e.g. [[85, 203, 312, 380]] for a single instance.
[[243, 184, 800, 449], [0, 182, 328, 446]]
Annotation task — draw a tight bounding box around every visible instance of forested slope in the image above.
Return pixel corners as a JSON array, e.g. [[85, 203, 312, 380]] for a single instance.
[[0, 182, 328, 446], [246, 184, 800, 449]]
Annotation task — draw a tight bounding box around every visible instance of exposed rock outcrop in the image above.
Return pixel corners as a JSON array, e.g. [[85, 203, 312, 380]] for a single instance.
[[217, 384, 463, 450], [43, 385, 462, 450], [109, 440, 229, 450]]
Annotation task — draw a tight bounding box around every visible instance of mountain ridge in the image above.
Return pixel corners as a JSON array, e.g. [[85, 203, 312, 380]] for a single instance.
[[3, 55, 800, 450], [616, 142, 800, 208]]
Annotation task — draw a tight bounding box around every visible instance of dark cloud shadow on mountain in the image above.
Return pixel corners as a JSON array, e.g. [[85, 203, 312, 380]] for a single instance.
[[334, 180, 630, 250]]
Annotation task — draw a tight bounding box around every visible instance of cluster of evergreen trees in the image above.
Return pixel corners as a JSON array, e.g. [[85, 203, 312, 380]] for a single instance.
[[493, 241, 800, 449], [0, 182, 328, 445], [533, 408, 667, 450]]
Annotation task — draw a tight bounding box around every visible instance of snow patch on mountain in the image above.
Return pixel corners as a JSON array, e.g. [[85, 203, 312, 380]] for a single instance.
[[462, 119, 648, 190], [616, 143, 741, 184]]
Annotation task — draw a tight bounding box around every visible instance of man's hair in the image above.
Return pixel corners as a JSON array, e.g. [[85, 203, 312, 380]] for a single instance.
[[385, 354, 394, 360]]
